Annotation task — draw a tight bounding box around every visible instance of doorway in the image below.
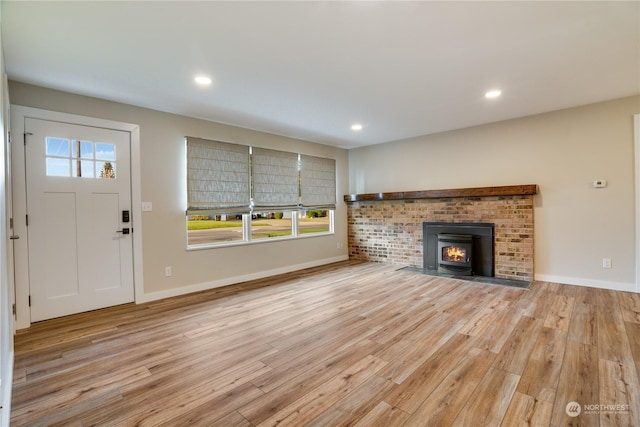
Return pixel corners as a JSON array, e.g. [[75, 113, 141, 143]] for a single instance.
[[25, 118, 134, 321], [11, 106, 143, 328]]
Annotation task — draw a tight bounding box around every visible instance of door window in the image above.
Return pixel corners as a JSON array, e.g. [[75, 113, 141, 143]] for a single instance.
[[45, 137, 116, 179]]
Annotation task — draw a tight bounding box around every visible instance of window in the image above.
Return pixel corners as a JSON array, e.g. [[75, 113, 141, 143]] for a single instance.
[[185, 137, 335, 248], [46, 137, 117, 179], [187, 213, 245, 245], [251, 211, 293, 240], [300, 209, 331, 234]]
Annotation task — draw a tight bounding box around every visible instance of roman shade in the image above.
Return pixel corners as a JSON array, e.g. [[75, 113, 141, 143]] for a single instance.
[[252, 147, 300, 210], [300, 154, 336, 209], [187, 136, 336, 214], [186, 137, 250, 214]]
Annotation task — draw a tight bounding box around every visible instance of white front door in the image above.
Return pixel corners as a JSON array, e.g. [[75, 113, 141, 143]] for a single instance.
[[25, 118, 134, 322]]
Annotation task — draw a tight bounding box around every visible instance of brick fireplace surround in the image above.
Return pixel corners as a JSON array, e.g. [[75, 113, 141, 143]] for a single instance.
[[345, 185, 537, 282]]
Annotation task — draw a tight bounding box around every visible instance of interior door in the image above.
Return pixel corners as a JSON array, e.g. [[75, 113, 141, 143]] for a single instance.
[[25, 118, 134, 322]]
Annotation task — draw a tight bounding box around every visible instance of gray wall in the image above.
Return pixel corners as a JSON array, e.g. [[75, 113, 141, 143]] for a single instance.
[[9, 81, 349, 299], [349, 96, 640, 291], [9, 81, 640, 295]]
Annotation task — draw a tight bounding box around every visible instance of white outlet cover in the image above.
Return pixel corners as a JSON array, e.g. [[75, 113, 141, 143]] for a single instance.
[[142, 202, 153, 212]]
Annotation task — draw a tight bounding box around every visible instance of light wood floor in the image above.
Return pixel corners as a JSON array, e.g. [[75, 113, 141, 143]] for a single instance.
[[11, 261, 640, 426]]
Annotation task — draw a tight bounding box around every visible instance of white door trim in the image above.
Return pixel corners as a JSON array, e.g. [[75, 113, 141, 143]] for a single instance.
[[0, 74, 13, 427], [635, 113, 640, 293], [10, 106, 144, 329]]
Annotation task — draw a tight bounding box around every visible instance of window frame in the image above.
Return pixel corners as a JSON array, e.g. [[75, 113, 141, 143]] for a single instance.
[[186, 209, 334, 250]]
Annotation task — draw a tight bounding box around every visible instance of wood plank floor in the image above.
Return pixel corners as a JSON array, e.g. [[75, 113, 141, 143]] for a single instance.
[[11, 261, 640, 426]]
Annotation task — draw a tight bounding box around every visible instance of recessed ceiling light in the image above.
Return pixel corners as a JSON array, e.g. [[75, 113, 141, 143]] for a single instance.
[[485, 89, 502, 99], [351, 123, 363, 131], [194, 75, 212, 86]]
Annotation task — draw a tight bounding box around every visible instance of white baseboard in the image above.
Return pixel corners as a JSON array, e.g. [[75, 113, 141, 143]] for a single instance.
[[138, 255, 349, 303], [534, 274, 637, 293], [1, 350, 13, 427]]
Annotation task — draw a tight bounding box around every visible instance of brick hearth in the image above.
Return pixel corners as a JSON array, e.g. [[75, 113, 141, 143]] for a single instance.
[[345, 188, 535, 282]]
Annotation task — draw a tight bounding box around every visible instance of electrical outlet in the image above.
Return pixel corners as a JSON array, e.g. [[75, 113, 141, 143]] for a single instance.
[[337, 242, 343, 249], [142, 201, 153, 212], [165, 266, 172, 277], [602, 258, 612, 269]]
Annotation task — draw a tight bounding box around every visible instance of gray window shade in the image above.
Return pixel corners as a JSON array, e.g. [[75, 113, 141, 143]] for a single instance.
[[252, 147, 300, 210], [300, 154, 336, 209], [186, 137, 250, 213]]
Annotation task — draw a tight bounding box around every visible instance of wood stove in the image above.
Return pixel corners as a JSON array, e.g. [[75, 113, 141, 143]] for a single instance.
[[437, 233, 473, 275], [423, 222, 494, 277]]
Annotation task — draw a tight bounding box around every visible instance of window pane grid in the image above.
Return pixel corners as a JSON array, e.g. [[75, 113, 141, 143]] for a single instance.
[[45, 137, 116, 179]]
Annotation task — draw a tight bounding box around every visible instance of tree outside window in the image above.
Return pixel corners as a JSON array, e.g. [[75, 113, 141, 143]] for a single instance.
[[100, 162, 116, 179]]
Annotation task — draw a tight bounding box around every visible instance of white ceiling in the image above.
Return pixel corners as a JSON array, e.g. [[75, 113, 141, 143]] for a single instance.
[[2, 1, 639, 149]]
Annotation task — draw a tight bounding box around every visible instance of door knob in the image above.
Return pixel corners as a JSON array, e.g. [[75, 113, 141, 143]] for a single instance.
[[9, 235, 19, 240], [116, 228, 130, 235]]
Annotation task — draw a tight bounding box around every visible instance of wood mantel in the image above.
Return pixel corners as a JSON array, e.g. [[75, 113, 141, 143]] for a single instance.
[[343, 184, 538, 203]]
